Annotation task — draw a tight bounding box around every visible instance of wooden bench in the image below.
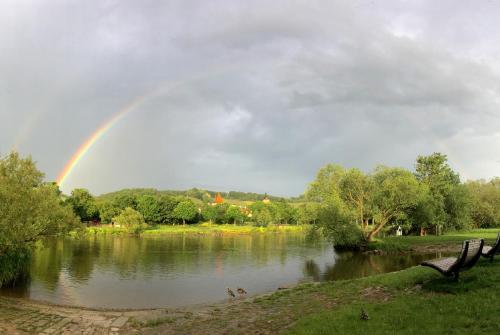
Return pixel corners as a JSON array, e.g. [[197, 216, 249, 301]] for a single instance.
[[421, 239, 484, 280], [481, 232, 500, 262]]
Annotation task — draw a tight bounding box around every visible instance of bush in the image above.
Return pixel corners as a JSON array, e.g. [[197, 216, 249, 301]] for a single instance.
[[113, 207, 147, 234], [318, 205, 366, 250], [0, 247, 31, 287]]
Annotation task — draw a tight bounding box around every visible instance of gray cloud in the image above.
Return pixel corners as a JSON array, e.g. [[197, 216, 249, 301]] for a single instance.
[[1, 0, 499, 195]]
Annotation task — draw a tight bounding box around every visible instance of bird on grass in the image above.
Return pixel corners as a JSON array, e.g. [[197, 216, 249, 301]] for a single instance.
[[360, 308, 369, 321], [237, 287, 247, 295], [227, 288, 236, 298]]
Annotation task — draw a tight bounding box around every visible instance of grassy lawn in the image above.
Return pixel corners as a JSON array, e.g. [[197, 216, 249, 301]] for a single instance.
[[371, 228, 500, 252], [286, 257, 500, 335], [83, 223, 306, 236]]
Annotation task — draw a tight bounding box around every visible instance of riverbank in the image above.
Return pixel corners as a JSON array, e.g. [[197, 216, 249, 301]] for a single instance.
[[79, 223, 307, 236]]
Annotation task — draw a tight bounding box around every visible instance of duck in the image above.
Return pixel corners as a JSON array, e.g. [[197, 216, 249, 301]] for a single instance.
[[237, 287, 247, 295], [227, 288, 236, 298], [360, 308, 369, 321]]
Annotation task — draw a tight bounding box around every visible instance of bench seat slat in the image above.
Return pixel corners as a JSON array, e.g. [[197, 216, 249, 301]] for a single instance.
[[422, 257, 457, 272]]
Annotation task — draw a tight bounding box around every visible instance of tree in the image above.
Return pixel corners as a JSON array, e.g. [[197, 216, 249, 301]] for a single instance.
[[157, 195, 180, 224], [306, 164, 345, 203], [249, 201, 277, 226], [173, 200, 198, 225], [66, 188, 99, 222], [97, 201, 121, 224], [225, 206, 244, 225], [367, 167, 424, 241], [466, 178, 500, 228], [318, 200, 365, 250], [297, 203, 320, 225], [273, 201, 297, 225], [112, 207, 147, 234], [253, 207, 273, 226], [444, 184, 472, 231], [136, 195, 161, 224], [201, 205, 218, 224], [213, 203, 229, 223], [415, 153, 468, 233], [0, 152, 79, 285], [338, 168, 373, 228], [415, 153, 460, 196], [113, 193, 137, 210]]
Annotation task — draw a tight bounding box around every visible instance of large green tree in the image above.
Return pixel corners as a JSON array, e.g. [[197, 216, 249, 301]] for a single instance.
[[66, 188, 99, 222], [225, 206, 245, 225], [466, 178, 500, 228], [415, 153, 470, 233], [157, 195, 180, 224], [297, 203, 320, 225], [0, 152, 79, 285], [338, 168, 373, 228], [201, 205, 218, 224], [306, 164, 345, 203], [97, 201, 121, 224], [173, 200, 198, 225], [367, 167, 424, 241], [136, 195, 161, 224]]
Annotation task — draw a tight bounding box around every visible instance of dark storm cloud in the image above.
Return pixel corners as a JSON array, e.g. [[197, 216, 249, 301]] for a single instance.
[[1, 0, 499, 195]]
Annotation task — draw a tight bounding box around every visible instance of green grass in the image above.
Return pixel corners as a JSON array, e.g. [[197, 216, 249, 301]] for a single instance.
[[286, 258, 500, 334], [371, 228, 499, 252], [79, 223, 306, 236]]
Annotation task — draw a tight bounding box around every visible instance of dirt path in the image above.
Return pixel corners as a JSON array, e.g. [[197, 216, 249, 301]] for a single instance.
[[0, 285, 329, 335], [0, 296, 162, 334]]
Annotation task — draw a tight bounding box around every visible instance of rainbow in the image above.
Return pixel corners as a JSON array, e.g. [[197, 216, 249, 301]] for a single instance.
[[54, 60, 268, 189], [56, 98, 144, 188]]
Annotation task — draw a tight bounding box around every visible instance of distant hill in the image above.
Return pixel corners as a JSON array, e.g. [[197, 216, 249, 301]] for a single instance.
[[97, 188, 304, 203]]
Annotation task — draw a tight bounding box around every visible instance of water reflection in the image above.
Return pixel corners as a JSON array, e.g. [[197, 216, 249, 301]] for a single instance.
[[0, 234, 444, 308]]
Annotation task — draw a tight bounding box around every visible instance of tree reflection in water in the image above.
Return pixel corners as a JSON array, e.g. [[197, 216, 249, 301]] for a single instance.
[[304, 251, 450, 281], [0, 234, 447, 308]]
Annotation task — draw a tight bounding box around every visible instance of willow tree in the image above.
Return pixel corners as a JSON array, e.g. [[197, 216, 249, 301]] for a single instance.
[[367, 166, 425, 241], [338, 168, 373, 229], [307, 163, 425, 246]]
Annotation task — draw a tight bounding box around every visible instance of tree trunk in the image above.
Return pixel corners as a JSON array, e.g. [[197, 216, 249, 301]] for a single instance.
[[366, 219, 387, 241], [359, 202, 364, 229], [182, 218, 185, 225]]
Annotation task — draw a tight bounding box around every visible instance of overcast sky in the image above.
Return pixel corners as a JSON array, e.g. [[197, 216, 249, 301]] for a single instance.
[[1, 0, 499, 196]]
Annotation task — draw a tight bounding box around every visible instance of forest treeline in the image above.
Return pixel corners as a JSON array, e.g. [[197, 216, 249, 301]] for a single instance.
[[97, 188, 296, 203], [66, 187, 306, 230]]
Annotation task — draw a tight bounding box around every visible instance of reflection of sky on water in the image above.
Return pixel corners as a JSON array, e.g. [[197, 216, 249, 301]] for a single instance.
[[0, 234, 442, 308]]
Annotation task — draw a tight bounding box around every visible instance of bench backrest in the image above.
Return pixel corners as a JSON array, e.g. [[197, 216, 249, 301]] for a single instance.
[[491, 232, 500, 254], [459, 239, 484, 269]]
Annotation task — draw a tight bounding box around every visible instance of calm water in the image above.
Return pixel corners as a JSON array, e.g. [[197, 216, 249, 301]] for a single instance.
[[0, 234, 443, 308]]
